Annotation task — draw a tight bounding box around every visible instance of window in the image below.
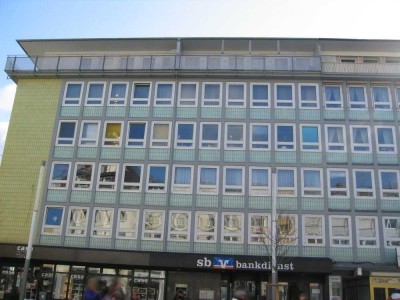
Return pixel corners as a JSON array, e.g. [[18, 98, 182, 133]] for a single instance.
[[142, 210, 164, 240], [91, 208, 113, 238], [195, 212, 217, 242], [396, 87, 400, 108], [224, 167, 244, 195], [132, 82, 151, 105], [299, 84, 319, 108], [97, 163, 118, 191], [300, 125, 321, 151], [383, 217, 400, 248], [275, 83, 294, 108], [329, 216, 352, 247], [49, 162, 71, 189], [122, 164, 143, 191], [155, 82, 174, 106], [324, 85, 343, 109], [277, 215, 297, 245], [225, 123, 245, 150], [348, 86, 367, 109], [199, 122, 220, 149], [168, 211, 191, 241], [341, 57, 356, 63], [277, 168, 296, 196], [250, 124, 270, 150], [79, 121, 100, 146], [372, 86, 391, 109], [42, 206, 64, 235], [175, 122, 195, 148], [325, 125, 346, 152], [350, 126, 371, 152], [376, 126, 396, 153], [202, 82, 222, 106], [198, 166, 219, 195], [73, 163, 94, 190], [63, 82, 83, 105], [178, 82, 198, 106], [66, 207, 89, 236], [147, 165, 168, 192], [172, 165, 193, 194], [250, 83, 270, 107], [328, 169, 349, 198], [103, 122, 123, 146], [85, 82, 105, 105], [356, 216, 379, 247], [126, 122, 147, 148], [108, 82, 128, 105], [379, 170, 400, 199], [363, 57, 379, 63], [301, 168, 323, 197], [303, 215, 325, 246], [249, 214, 270, 244], [117, 209, 139, 239], [226, 83, 246, 107], [151, 122, 171, 148], [56, 121, 77, 146], [353, 170, 375, 198], [222, 213, 243, 243], [275, 124, 295, 150], [250, 167, 270, 196], [385, 58, 400, 64]]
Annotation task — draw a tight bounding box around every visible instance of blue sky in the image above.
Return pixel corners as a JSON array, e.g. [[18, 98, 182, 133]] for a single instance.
[[1, 0, 400, 155]]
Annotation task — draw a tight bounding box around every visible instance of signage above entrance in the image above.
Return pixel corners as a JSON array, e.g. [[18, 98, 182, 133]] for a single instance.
[[197, 256, 295, 271]]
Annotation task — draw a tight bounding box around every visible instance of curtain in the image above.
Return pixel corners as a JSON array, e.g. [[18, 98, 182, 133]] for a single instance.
[[381, 172, 398, 189], [325, 86, 340, 102], [328, 127, 343, 143], [105, 123, 121, 139], [355, 171, 372, 189], [227, 125, 243, 141], [378, 128, 394, 145], [119, 211, 137, 229], [349, 87, 365, 102], [252, 125, 268, 142], [71, 209, 87, 227], [66, 83, 81, 98], [174, 167, 191, 184], [301, 85, 317, 100], [149, 167, 166, 183], [229, 84, 244, 99], [353, 128, 368, 144], [204, 84, 220, 99], [252, 169, 268, 186], [153, 124, 169, 139], [202, 124, 218, 140], [95, 210, 112, 228], [277, 170, 294, 187], [134, 84, 150, 98], [180, 84, 196, 99], [178, 124, 194, 140], [302, 126, 318, 143], [305, 217, 322, 235], [156, 84, 172, 98], [252, 85, 268, 100], [110, 84, 126, 98], [226, 169, 242, 186], [200, 168, 217, 185], [129, 123, 145, 139], [277, 126, 293, 142], [303, 170, 320, 188], [59, 122, 75, 138], [330, 171, 346, 188], [88, 84, 104, 98], [332, 218, 349, 236], [277, 85, 292, 100], [82, 123, 98, 139], [373, 87, 389, 102], [359, 219, 376, 237]]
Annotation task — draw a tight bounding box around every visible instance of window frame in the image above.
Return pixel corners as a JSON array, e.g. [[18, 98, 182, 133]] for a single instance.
[[79, 120, 100, 147], [126, 121, 147, 148], [382, 217, 400, 248], [102, 121, 124, 147], [49, 161, 71, 190], [372, 86, 392, 110], [167, 210, 191, 241], [329, 215, 352, 247], [250, 83, 270, 108], [352, 169, 375, 199], [85, 81, 106, 106], [121, 163, 144, 192], [325, 124, 347, 153], [154, 81, 175, 106], [396, 87, 400, 108], [276, 167, 297, 197], [172, 165, 194, 194], [108, 81, 129, 106], [302, 215, 325, 246], [131, 82, 152, 106], [142, 209, 165, 241], [56, 120, 77, 146], [66, 206, 89, 237], [90, 207, 114, 238], [223, 166, 245, 195], [275, 123, 296, 151], [150, 121, 172, 148], [274, 83, 295, 108], [250, 123, 270, 150], [72, 162, 95, 190], [221, 212, 244, 244], [226, 82, 246, 107], [202, 82, 223, 107], [195, 211, 218, 243], [327, 168, 349, 198], [349, 125, 372, 153], [199, 122, 220, 149], [174, 122, 196, 149], [177, 82, 199, 107], [348, 85, 368, 110], [41, 205, 65, 235], [379, 169, 400, 200], [299, 83, 320, 109], [300, 124, 321, 152], [301, 168, 323, 198], [224, 123, 246, 150], [248, 213, 271, 244], [96, 163, 119, 191], [146, 164, 169, 193], [197, 165, 219, 195], [63, 81, 84, 106], [375, 126, 397, 154], [323, 85, 343, 110], [249, 167, 271, 196], [116, 208, 139, 240], [356, 216, 379, 248]]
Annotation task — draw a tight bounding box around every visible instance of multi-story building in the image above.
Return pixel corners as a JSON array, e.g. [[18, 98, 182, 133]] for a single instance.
[[1, 38, 400, 300]]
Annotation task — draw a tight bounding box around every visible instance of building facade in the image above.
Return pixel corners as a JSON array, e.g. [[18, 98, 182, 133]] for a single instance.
[[1, 38, 400, 300]]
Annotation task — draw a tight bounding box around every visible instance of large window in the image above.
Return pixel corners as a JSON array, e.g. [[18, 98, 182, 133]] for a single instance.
[[56, 121, 77, 146], [222, 213, 243, 243], [382, 217, 400, 248], [250, 83, 270, 107], [328, 169, 349, 197], [226, 83, 246, 107], [142, 210, 164, 240], [376, 126, 396, 153], [172, 165, 193, 194], [155, 82, 175, 106], [85, 82, 105, 106], [350, 126, 371, 152], [108, 82, 128, 105], [372, 86, 391, 109], [250, 124, 270, 150], [303, 215, 325, 246], [325, 125, 346, 152], [379, 170, 400, 199], [122, 164, 143, 191], [356, 216, 379, 247], [168, 211, 191, 241], [49, 162, 71, 189], [178, 82, 198, 106], [97, 163, 118, 191], [151, 122, 171, 148], [103, 122, 123, 146], [324, 85, 343, 109], [91, 208, 114, 238], [225, 123, 245, 150], [277, 168, 296, 196], [348, 86, 367, 109], [126, 122, 147, 148], [73, 163, 94, 190], [63, 82, 83, 105], [175, 122, 195, 149], [66, 207, 89, 236], [250, 167, 270, 196], [117, 209, 139, 239], [275, 124, 295, 150], [79, 121, 100, 146], [223, 167, 244, 195], [277, 215, 297, 245], [329, 216, 352, 247], [353, 169, 374, 198], [249, 214, 269, 244], [198, 166, 219, 195], [195, 212, 217, 242], [301, 168, 323, 197], [275, 83, 294, 108], [147, 165, 168, 192], [42, 206, 64, 235], [200, 123, 220, 149], [299, 84, 319, 108], [202, 83, 222, 106], [132, 82, 151, 105], [300, 125, 321, 151]]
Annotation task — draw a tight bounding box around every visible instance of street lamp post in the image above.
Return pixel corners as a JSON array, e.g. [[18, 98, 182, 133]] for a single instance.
[[271, 167, 277, 300]]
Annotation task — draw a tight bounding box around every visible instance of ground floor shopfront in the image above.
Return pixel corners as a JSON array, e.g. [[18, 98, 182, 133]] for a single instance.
[[0, 244, 399, 300]]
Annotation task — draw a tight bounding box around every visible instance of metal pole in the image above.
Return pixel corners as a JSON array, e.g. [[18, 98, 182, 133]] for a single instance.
[[271, 167, 277, 300], [19, 161, 46, 300]]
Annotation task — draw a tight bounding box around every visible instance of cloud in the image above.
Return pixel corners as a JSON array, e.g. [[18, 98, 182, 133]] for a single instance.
[[0, 83, 16, 114], [0, 122, 9, 158]]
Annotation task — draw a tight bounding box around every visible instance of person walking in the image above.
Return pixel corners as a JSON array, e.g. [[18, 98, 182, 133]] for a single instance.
[[83, 278, 100, 300]]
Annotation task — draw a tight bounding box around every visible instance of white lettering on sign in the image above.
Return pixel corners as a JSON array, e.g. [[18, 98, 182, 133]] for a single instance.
[[71, 275, 84, 280], [196, 257, 212, 267], [41, 273, 53, 278]]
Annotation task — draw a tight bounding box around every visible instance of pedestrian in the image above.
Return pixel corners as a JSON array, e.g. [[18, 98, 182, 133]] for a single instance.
[[103, 278, 125, 300], [297, 292, 307, 300], [83, 278, 100, 300]]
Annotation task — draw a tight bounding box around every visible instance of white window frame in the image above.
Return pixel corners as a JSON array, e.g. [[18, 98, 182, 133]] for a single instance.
[[146, 164, 169, 193], [348, 85, 367, 110], [250, 83, 270, 108], [349, 125, 372, 153], [90, 207, 114, 238], [325, 125, 347, 153], [222, 212, 244, 244], [276, 167, 297, 197], [329, 215, 352, 247], [379, 170, 400, 199], [352, 169, 375, 199], [116, 208, 139, 239], [249, 167, 271, 196], [178, 82, 198, 107], [56, 120, 77, 146], [108, 81, 128, 106], [175, 122, 196, 149], [250, 123, 270, 150], [154, 81, 175, 106], [122, 163, 143, 192], [102, 121, 124, 147], [197, 165, 219, 195], [172, 165, 194, 194], [302, 215, 325, 246], [301, 168, 323, 197], [300, 124, 321, 152], [195, 211, 218, 243], [372, 86, 392, 110], [199, 122, 220, 149], [224, 123, 246, 150], [72, 162, 95, 190], [248, 213, 271, 244], [41, 205, 65, 235], [49, 161, 71, 190], [79, 120, 100, 147], [202, 82, 222, 107], [168, 210, 191, 241], [223, 166, 245, 195], [327, 168, 349, 198], [323, 85, 343, 110], [277, 214, 298, 245], [150, 121, 172, 148], [226, 82, 246, 107], [63, 81, 83, 106], [382, 217, 400, 248], [126, 121, 147, 148], [142, 209, 165, 241], [96, 163, 119, 191], [131, 82, 152, 106], [85, 81, 105, 106], [375, 126, 397, 154], [274, 83, 295, 108], [356, 216, 379, 248], [299, 83, 320, 109], [275, 124, 296, 151], [66, 206, 89, 237]]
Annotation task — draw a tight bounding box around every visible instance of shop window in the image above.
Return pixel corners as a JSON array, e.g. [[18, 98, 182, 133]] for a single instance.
[[117, 209, 138, 239], [49, 162, 71, 189], [97, 163, 118, 191], [132, 82, 151, 105], [353, 169, 374, 198], [222, 213, 243, 243], [79, 121, 100, 146], [175, 122, 195, 149], [383, 217, 400, 248], [155, 82, 175, 106], [103, 122, 123, 146], [151, 122, 171, 148], [178, 82, 198, 106], [168, 211, 191, 241], [202, 83, 222, 107], [249, 214, 269, 244], [299, 83, 319, 108], [300, 124, 321, 151], [122, 164, 143, 191], [54, 265, 71, 300], [108, 82, 128, 105], [199, 122, 220, 149], [42, 206, 64, 235], [325, 125, 346, 152], [277, 215, 297, 245], [126, 122, 147, 147], [197, 166, 219, 195], [324, 85, 343, 109], [56, 121, 77, 146], [250, 124, 270, 150], [356, 216, 379, 247], [172, 165, 193, 194], [142, 210, 165, 240], [249, 167, 270, 196], [350, 126, 371, 152], [328, 169, 349, 198], [91, 208, 114, 238], [226, 82, 246, 107], [379, 170, 400, 199], [147, 165, 168, 192], [275, 83, 294, 108], [250, 83, 270, 107], [63, 82, 83, 105], [301, 168, 323, 197], [225, 123, 245, 149], [376, 126, 397, 153], [223, 167, 244, 195], [275, 124, 295, 150], [73, 163, 94, 190], [277, 168, 296, 197], [329, 216, 352, 247], [195, 212, 217, 242], [85, 82, 105, 105], [303, 215, 325, 246], [373, 86, 391, 109], [348, 86, 367, 109], [66, 207, 89, 236]]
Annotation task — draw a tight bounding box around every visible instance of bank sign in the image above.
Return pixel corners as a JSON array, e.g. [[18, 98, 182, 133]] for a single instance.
[[196, 256, 294, 271]]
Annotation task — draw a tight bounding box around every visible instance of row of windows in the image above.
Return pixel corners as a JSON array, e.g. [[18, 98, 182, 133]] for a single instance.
[[57, 120, 400, 153], [63, 81, 400, 110], [42, 206, 400, 249], [49, 162, 400, 199]]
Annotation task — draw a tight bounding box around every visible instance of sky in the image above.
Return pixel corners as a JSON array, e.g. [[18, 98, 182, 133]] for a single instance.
[[1, 0, 400, 156]]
